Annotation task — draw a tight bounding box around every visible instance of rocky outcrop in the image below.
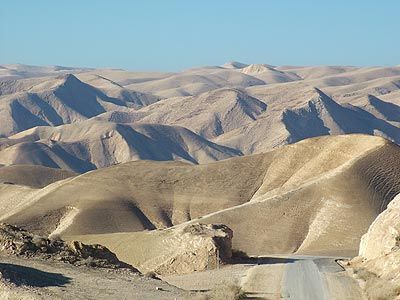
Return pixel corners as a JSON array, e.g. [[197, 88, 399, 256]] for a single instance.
[[152, 223, 233, 275], [359, 194, 400, 260], [0, 223, 135, 270], [76, 222, 233, 276], [349, 194, 400, 299]]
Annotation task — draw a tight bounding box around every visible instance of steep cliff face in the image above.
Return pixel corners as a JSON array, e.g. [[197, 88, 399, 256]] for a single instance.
[[350, 194, 400, 299], [359, 194, 400, 260], [152, 223, 233, 275]]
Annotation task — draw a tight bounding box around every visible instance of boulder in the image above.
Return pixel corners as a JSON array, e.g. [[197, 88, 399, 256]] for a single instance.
[[153, 223, 233, 275]]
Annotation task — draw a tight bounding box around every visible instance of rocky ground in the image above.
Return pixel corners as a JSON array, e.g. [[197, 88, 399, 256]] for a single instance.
[[0, 223, 134, 270], [0, 223, 238, 299], [0, 256, 187, 300], [0, 223, 189, 299]]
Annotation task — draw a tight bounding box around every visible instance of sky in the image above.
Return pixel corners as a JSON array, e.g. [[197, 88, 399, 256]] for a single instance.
[[0, 0, 399, 71]]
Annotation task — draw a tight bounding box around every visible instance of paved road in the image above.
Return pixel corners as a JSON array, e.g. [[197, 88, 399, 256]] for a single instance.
[[282, 258, 328, 299], [244, 255, 365, 300]]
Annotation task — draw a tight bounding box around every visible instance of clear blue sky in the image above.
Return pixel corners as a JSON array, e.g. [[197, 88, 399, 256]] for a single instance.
[[1, 0, 399, 71]]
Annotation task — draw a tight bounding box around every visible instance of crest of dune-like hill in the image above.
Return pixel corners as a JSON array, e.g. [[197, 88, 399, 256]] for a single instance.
[[275, 65, 358, 79], [241, 64, 301, 83], [241, 64, 277, 74], [0, 64, 91, 80], [221, 61, 249, 69], [124, 67, 265, 98]]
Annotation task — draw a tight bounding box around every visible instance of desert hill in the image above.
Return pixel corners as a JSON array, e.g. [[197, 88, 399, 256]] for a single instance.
[[73, 73, 161, 108], [241, 64, 301, 83], [123, 66, 266, 98], [99, 86, 399, 154], [221, 61, 249, 69], [0, 74, 156, 137], [1, 135, 399, 258], [0, 121, 241, 172], [0, 164, 76, 188], [0, 64, 91, 80], [275, 65, 358, 79], [95, 88, 268, 139]]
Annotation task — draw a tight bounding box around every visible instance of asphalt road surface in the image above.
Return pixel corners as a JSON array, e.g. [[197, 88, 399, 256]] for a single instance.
[[165, 255, 365, 300], [244, 255, 365, 300]]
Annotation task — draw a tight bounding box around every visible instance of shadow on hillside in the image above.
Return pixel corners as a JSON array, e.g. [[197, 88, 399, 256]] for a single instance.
[[0, 263, 71, 287]]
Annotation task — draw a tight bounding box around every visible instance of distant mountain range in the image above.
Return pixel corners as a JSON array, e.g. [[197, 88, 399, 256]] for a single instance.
[[0, 62, 399, 172]]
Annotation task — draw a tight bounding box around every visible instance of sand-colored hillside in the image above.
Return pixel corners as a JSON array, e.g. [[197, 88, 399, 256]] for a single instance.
[[0, 73, 157, 137], [0, 64, 91, 80], [123, 66, 265, 98], [75, 68, 173, 87], [276, 65, 358, 79], [214, 87, 400, 153], [0, 164, 76, 188], [241, 64, 301, 83], [74, 73, 160, 108], [1, 135, 399, 257], [0, 121, 242, 172], [0, 150, 269, 235], [95, 88, 268, 139], [196, 139, 400, 256], [94, 85, 400, 155]]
